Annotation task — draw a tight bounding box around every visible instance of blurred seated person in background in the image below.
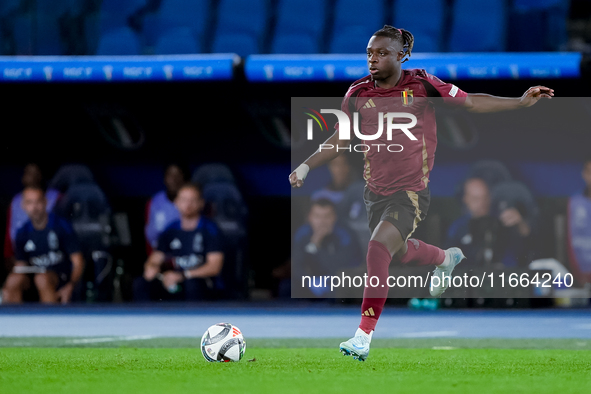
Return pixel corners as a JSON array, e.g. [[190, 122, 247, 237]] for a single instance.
[[134, 183, 224, 301], [4, 164, 59, 270], [567, 158, 591, 284], [311, 154, 354, 205], [446, 177, 534, 267], [290, 198, 363, 298], [311, 154, 369, 255], [144, 163, 188, 255], [2, 185, 84, 304]]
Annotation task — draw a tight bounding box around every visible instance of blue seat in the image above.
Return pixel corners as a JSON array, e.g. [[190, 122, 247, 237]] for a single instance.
[[154, 27, 201, 54], [35, 16, 64, 55], [272, 33, 318, 54], [99, 0, 146, 34], [211, 33, 259, 56], [35, 0, 79, 55], [514, 0, 566, 9], [329, 26, 372, 54], [192, 163, 248, 299], [84, 12, 101, 55], [96, 27, 141, 55], [192, 163, 236, 184], [332, 0, 384, 35], [215, 0, 268, 39], [13, 15, 34, 55], [55, 182, 114, 302], [50, 164, 95, 193], [159, 0, 208, 36], [69, 0, 91, 17], [275, 0, 326, 39], [449, 0, 507, 52], [509, 0, 569, 51], [143, 0, 209, 48], [393, 0, 444, 52], [0, 0, 20, 17]]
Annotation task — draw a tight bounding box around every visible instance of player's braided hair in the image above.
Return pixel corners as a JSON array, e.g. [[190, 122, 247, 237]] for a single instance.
[[373, 25, 414, 63]]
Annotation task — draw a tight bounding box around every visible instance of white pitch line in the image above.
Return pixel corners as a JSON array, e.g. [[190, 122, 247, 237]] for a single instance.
[[432, 346, 456, 350], [399, 331, 458, 338], [67, 335, 156, 344]]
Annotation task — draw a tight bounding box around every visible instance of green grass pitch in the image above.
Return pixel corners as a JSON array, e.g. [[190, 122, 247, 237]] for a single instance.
[[1, 338, 590, 394]]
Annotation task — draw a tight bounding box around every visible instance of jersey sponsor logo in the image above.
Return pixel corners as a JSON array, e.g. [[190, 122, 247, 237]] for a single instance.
[[308, 109, 418, 141], [170, 238, 182, 250], [31, 251, 64, 267], [449, 85, 459, 97], [24, 240, 36, 252], [174, 254, 203, 269], [48, 231, 59, 250], [401, 88, 413, 106]]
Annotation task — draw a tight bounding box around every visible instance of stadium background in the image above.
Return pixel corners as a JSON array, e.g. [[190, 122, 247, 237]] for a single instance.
[[0, 1, 590, 393], [1, 0, 591, 303]]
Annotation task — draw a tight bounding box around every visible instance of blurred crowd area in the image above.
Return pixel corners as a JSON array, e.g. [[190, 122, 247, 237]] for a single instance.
[[0, 0, 590, 306], [287, 155, 591, 303], [1, 156, 590, 305], [0, 0, 589, 56]]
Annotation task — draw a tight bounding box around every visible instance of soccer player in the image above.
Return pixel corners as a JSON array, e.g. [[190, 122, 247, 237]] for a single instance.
[[1, 185, 84, 304], [134, 183, 224, 301], [289, 25, 553, 361]]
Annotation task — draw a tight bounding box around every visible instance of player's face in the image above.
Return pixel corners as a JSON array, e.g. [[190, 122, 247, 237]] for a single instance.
[[583, 162, 591, 188], [463, 179, 491, 218], [22, 188, 47, 222], [164, 165, 185, 195], [175, 187, 203, 218], [366, 36, 403, 81], [308, 204, 337, 235]]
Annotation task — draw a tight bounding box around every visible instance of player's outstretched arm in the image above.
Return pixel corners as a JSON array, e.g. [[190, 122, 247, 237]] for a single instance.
[[289, 130, 350, 188], [464, 86, 554, 113]]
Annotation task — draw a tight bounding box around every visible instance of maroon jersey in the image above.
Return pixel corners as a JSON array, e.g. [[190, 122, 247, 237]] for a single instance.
[[339, 69, 468, 196]]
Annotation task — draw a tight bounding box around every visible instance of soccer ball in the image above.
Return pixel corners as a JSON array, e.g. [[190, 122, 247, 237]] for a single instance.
[[201, 323, 246, 362]]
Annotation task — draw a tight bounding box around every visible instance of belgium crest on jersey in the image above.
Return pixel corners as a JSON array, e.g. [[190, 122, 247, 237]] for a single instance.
[[401, 88, 413, 106]]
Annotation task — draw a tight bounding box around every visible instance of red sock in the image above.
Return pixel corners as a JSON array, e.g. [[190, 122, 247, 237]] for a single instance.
[[399, 238, 445, 266], [359, 240, 392, 334]]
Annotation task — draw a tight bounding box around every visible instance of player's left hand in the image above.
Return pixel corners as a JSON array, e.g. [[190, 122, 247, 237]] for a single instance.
[[57, 282, 74, 304], [162, 271, 184, 288], [520, 86, 554, 107]]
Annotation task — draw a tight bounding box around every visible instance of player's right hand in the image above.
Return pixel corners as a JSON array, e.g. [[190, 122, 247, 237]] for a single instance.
[[289, 171, 304, 188], [289, 164, 309, 188]]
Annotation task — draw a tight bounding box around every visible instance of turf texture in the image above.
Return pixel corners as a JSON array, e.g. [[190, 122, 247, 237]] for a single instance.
[[1, 339, 590, 394]]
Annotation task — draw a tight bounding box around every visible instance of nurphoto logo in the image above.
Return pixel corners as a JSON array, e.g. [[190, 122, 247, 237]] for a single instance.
[[304, 108, 418, 153]]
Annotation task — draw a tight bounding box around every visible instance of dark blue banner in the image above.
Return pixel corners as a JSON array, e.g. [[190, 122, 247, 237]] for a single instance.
[[245, 53, 582, 82], [0, 54, 239, 82]]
